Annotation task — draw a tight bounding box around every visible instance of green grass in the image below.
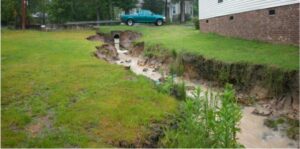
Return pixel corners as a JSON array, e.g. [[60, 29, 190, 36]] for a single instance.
[[99, 25, 299, 70], [1, 30, 178, 147]]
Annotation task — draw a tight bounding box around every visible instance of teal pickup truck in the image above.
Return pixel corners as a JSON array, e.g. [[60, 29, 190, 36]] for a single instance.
[[121, 10, 166, 26]]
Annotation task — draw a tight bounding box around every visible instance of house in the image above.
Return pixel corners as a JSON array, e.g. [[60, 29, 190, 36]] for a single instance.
[[166, 0, 194, 22], [199, 0, 299, 45]]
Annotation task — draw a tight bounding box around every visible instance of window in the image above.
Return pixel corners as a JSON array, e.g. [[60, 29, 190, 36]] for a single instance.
[[218, 0, 223, 3], [173, 6, 176, 14], [229, 16, 234, 20], [206, 20, 209, 23], [269, 9, 276, 15]]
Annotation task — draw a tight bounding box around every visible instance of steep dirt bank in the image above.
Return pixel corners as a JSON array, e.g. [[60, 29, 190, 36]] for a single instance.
[[132, 43, 299, 119]]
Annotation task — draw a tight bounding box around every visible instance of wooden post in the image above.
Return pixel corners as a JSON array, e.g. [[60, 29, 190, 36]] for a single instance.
[[22, 0, 26, 29]]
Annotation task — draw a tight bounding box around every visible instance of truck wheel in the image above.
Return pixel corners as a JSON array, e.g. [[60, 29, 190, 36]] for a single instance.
[[127, 19, 134, 26], [156, 19, 163, 26]]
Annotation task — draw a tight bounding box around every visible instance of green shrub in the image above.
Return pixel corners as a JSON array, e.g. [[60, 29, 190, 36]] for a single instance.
[[169, 52, 184, 77], [156, 75, 186, 101], [171, 82, 186, 101], [156, 76, 174, 95], [193, 17, 200, 30], [160, 84, 242, 148]]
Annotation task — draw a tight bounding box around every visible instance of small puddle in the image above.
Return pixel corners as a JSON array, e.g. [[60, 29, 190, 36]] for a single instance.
[[113, 47, 299, 148]]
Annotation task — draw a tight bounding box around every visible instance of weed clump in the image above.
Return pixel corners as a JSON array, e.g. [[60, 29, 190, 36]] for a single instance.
[[160, 84, 242, 148], [169, 52, 185, 77], [156, 76, 186, 101]]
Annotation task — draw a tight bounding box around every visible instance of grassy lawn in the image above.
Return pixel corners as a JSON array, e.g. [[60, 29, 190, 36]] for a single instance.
[[99, 25, 299, 70], [1, 30, 178, 147]]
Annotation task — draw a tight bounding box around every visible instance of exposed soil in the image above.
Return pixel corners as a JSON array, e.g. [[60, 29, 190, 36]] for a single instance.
[[88, 30, 300, 148], [94, 44, 119, 62], [26, 115, 52, 138], [87, 30, 141, 48]]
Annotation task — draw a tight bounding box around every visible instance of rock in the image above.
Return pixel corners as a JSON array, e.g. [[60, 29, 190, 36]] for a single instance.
[[124, 66, 131, 70], [152, 66, 160, 72], [158, 77, 165, 83], [113, 57, 120, 61], [250, 86, 270, 100], [186, 86, 196, 91], [143, 68, 148, 72], [252, 106, 272, 116], [119, 140, 129, 147], [125, 59, 132, 63], [137, 59, 148, 66]]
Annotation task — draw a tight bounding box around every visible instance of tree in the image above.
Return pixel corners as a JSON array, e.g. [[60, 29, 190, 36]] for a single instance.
[[115, 0, 138, 14], [193, 0, 198, 18], [172, 0, 192, 23], [1, 0, 48, 27], [164, 0, 169, 21], [142, 0, 164, 14], [48, 0, 120, 23], [1, 0, 22, 27]]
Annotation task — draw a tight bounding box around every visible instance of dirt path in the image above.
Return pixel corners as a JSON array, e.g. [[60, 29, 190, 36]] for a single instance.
[[114, 48, 298, 148]]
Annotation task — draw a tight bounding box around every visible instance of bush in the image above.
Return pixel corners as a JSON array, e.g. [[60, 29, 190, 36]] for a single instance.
[[193, 17, 200, 30], [169, 52, 184, 77], [156, 75, 186, 101], [160, 84, 242, 148]]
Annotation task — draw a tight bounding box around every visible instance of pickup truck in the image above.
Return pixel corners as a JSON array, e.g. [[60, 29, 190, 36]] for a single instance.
[[121, 10, 166, 26]]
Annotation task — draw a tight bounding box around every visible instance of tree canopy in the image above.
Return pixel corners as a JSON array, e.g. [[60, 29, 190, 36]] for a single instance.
[[142, 0, 164, 14], [1, 0, 138, 26]]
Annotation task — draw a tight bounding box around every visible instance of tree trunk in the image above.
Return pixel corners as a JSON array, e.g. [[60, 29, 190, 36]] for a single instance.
[[21, 0, 26, 29], [191, 0, 194, 17], [180, 0, 185, 23], [41, 0, 45, 24], [165, 0, 169, 22], [108, 1, 112, 20], [96, 8, 100, 26]]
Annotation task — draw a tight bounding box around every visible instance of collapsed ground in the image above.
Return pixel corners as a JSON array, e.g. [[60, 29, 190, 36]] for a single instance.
[[1, 30, 178, 147]]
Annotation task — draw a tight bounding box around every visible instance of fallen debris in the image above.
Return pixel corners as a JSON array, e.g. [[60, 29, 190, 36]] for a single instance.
[[252, 108, 272, 116]]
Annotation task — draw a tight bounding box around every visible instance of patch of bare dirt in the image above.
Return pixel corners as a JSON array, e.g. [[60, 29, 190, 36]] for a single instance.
[[26, 115, 51, 138], [94, 44, 119, 62], [129, 42, 145, 56], [87, 30, 141, 48], [120, 30, 142, 48], [87, 32, 112, 43]]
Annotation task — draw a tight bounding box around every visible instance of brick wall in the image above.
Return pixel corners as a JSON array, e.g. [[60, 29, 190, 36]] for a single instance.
[[199, 4, 299, 45]]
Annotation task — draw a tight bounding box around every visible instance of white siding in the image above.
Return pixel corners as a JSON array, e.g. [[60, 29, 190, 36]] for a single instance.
[[199, 0, 300, 19]]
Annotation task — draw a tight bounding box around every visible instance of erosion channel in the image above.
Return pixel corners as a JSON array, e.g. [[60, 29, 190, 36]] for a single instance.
[[87, 30, 299, 148]]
